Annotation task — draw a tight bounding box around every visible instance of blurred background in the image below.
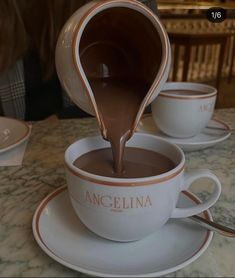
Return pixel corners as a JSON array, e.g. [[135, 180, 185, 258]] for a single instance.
[[0, 0, 234, 121], [159, 0, 235, 108]]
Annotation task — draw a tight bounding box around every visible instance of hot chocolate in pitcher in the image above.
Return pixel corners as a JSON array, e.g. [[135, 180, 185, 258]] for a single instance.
[[56, 0, 171, 175]]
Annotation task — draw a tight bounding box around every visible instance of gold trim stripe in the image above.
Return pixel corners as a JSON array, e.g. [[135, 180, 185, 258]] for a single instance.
[[35, 187, 66, 246], [159, 91, 217, 100], [212, 118, 231, 131], [65, 162, 185, 186]]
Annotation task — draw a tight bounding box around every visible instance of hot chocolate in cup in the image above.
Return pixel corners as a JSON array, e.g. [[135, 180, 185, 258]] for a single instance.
[[151, 82, 217, 138], [65, 133, 221, 242]]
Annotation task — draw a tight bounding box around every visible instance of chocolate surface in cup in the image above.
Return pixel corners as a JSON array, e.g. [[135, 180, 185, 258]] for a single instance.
[[73, 147, 175, 178], [161, 90, 203, 96], [79, 7, 162, 174]]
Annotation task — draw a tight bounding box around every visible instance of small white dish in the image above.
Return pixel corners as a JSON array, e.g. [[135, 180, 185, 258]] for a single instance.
[[32, 186, 213, 277], [0, 117, 30, 154], [136, 115, 231, 152]]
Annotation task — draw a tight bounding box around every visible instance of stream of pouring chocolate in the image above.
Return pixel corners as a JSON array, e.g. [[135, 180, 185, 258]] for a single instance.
[[89, 77, 150, 173]]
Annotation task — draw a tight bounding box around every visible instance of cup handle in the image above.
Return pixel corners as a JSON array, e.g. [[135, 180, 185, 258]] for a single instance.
[[171, 169, 221, 218]]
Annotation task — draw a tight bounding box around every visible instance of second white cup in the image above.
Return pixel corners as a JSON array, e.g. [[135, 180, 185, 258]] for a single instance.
[[151, 82, 217, 138]]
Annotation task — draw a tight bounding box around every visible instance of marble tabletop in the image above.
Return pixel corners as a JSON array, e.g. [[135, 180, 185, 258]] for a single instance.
[[0, 108, 235, 277]]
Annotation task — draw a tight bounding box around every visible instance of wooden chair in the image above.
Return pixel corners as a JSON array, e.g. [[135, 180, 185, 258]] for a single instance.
[[228, 29, 235, 83], [168, 31, 228, 105]]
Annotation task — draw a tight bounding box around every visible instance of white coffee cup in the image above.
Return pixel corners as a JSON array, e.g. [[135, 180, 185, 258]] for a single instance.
[[151, 82, 217, 138], [65, 133, 221, 242]]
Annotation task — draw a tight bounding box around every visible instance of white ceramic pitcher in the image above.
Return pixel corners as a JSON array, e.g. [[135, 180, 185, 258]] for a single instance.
[[56, 0, 171, 136]]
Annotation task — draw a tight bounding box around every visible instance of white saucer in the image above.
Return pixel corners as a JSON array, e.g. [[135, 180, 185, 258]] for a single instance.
[[0, 117, 30, 153], [136, 115, 231, 152], [32, 186, 213, 277]]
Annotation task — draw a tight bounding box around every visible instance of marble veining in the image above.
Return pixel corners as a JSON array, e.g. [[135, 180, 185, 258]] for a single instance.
[[0, 109, 234, 277]]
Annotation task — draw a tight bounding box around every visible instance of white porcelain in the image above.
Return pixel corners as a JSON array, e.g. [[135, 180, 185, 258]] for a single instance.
[[55, 0, 171, 134], [137, 115, 231, 152], [65, 133, 221, 242], [32, 186, 213, 277], [151, 82, 217, 138], [0, 117, 30, 154]]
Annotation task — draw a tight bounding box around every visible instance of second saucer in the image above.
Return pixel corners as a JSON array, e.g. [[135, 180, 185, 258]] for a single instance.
[[136, 114, 231, 152]]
